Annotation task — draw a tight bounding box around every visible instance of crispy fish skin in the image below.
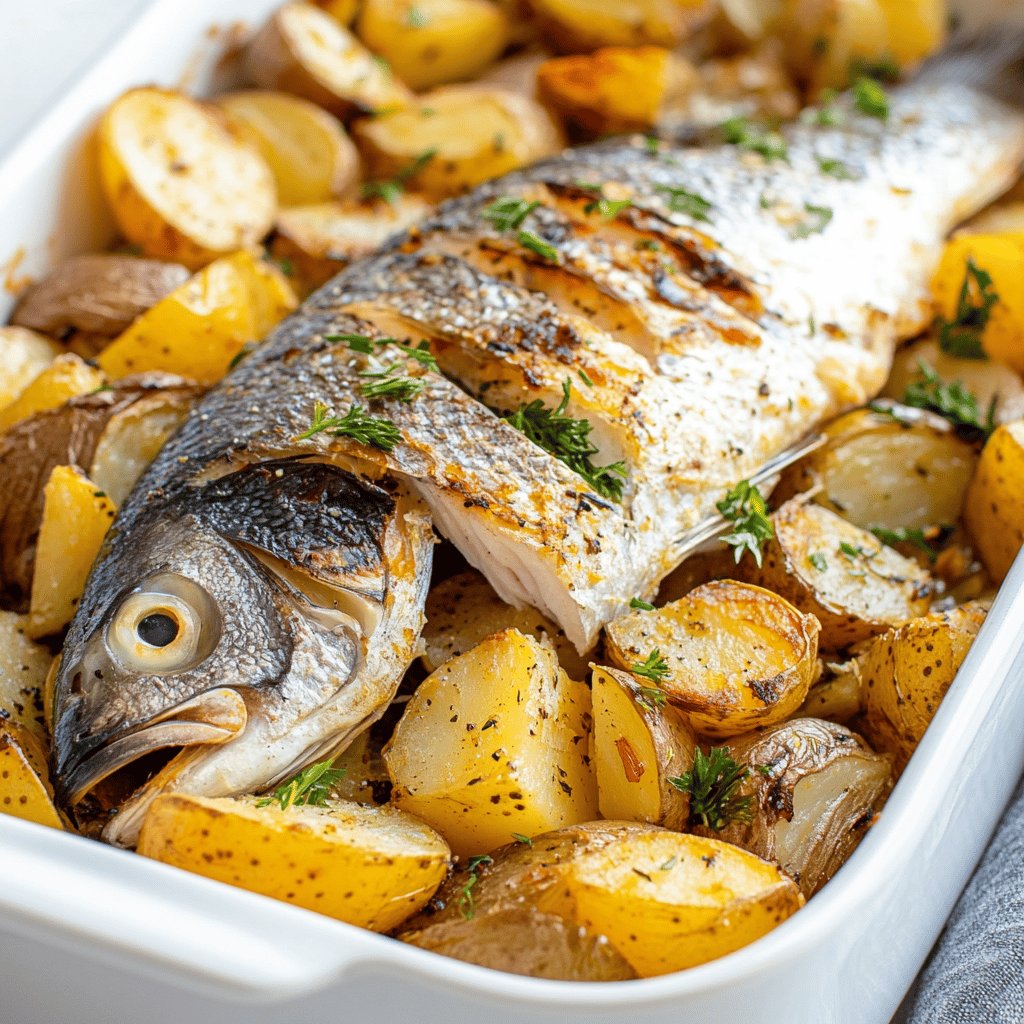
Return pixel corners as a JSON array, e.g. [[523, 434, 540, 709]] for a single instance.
[[50, 71, 1024, 834]]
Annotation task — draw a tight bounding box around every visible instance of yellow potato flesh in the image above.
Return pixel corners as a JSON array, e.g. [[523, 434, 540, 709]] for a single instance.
[[97, 251, 297, 384], [138, 794, 449, 931], [356, 0, 511, 91], [98, 88, 277, 268], [876, 0, 945, 66], [385, 629, 598, 857], [931, 235, 1024, 375], [217, 91, 358, 206], [0, 326, 62, 410], [0, 612, 51, 735], [563, 831, 802, 976], [0, 720, 63, 830], [531, 0, 702, 53], [28, 466, 117, 639], [964, 419, 1024, 584], [0, 353, 104, 434]]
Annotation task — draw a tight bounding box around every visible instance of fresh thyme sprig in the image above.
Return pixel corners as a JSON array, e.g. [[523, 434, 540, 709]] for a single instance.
[[717, 480, 774, 567], [669, 746, 752, 831], [901, 360, 995, 442], [256, 759, 346, 811], [504, 379, 627, 501], [360, 148, 437, 205], [654, 184, 712, 222], [457, 854, 493, 920], [295, 401, 402, 451], [938, 257, 998, 360], [631, 648, 670, 683]]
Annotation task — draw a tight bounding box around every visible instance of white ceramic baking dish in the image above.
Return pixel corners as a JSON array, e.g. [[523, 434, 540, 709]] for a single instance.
[[2, 4, 1023, 1022]]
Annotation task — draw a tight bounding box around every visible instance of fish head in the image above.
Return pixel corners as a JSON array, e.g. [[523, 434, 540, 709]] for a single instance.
[[51, 460, 430, 842]]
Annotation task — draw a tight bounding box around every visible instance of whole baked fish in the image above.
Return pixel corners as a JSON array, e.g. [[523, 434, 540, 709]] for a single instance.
[[52, 57, 1024, 844]]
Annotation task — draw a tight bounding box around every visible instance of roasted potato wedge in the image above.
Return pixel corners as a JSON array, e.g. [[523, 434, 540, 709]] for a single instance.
[[98, 88, 277, 268], [28, 466, 117, 638], [422, 570, 589, 679], [385, 629, 598, 856], [931, 234, 1024, 374], [0, 326, 63, 409], [352, 86, 564, 198], [605, 580, 820, 737], [11, 255, 190, 339], [797, 663, 862, 723], [559, 827, 802, 976], [216, 91, 359, 206], [270, 194, 432, 293], [774, 404, 979, 535], [963, 419, 1024, 584], [0, 612, 51, 735], [527, 0, 709, 54], [710, 719, 891, 897], [591, 666, 696, 830], [883, 338, 1024, 427], [536, 46, 698, 138], [0, 720, 63, 829], [474, 49, 548, 96], [0, 353, 105, 435], [311, 0, 360, 23], [859, 603, 986, 769], [0, 376, 200, 609], [398, 822, 645, 979], [97, 251, 297, 384], [138, 794, 449, 931], [739, 498, 935, 651], [356, 0, 511, 92], [245, 2, 414, 119]]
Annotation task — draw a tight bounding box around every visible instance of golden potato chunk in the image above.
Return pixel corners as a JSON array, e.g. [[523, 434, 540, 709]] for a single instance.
[[561, 829, 802, 976], [97, 251, 297, 384], [352, 86, 564, 198], [98, 88, 277, 268], [356, 0, 511, 92], [385, 629, 598, 856], [216, 90, 359, 205], [591, 666, 696, 830], [0, 612, 51, 735], [741, 498, 935, 651], [963, 419, 1024, 584], [28, 466, 117, 638], [138, 794, 449, 931], [0, 326, 62, 410], [859, 603, 986, 769], [0, 353, 105, 434], [0, 720, 63, 830], [605, 580, 819, 737], [422, 570, 589, 679], [245, 2, 414, 119]]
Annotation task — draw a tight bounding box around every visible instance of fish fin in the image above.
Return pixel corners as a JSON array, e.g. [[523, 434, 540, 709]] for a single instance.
[[918, 26, 1024, 104]]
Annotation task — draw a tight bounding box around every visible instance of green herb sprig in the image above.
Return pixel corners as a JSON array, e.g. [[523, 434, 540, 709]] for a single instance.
[[457, 854, 493, 920], [359, 365, 425, 402], [792, 203, 833, 239], [853, 76, 889, 120], [721, 117, 788, 162], [295, 401, 402, 451], [482, 196, 540, 232], [631, 648, 670, 683], [669, 746, 752, 831], [870, 525, 939, 561], [654, 184, 712, 222], [938, 257, 998, 360], [902, 361, 995, 442], [360, 148, 437, 205], [716, 480, 774, 567], [256, 759, 346, 811]]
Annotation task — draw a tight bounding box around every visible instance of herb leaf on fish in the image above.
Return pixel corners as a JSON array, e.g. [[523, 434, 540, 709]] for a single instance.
[[870, 526, 940, 561], [458, 854, 493, 920], [669, 746, 752, 831], [901, 360, 995, 442], [938, 256, 997, 360], [256, 758, 346, 811], [791, 203, 834, 239], [359, 364, 427, 402], [631, 648, 670, 683], [504, 379, 627, 500], [329, 333, 439, 372], [853, 76, 889, 120], [630, 597, 655, 610], [584, 195, 633, 220], [654, 184, 712, 222], [517, 229, 561, 263], [360, 148, 437, 205], [817, 157, 857, 180], [482, 196, 540, 231], [720, 116, 788, 162], [295, 401, 403, 451], [717, 480, 774, 567]]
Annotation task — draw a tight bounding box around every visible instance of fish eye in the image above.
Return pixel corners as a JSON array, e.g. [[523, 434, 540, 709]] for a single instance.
[[107, 574, 220, 674]]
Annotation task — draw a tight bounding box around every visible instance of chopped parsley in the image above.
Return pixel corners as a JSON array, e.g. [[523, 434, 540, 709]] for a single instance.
[[256, 758, 345, 810], [631, 648, 670, 683], [669, 746, 752, 831], [457, 854, 493, 920], [360, 148, 437, 205], [504, 379, 627, 500], [817, 157, 857, 180], [654, 184, 712, 222], [839, 541, 869, 560], [808, 551, 828, 572], [716, 479, 773, 567], [630, 597, 655, 611], [853, 76, 889, 120], [482, 196, 540, 232], [585, 195, 633, 220], [295, 401, 402, 451], [870, 525, 939, 561], [228, 342, 257, 370], [902, 361, 995, 441], [720, 116, 788, 162], [792, 203, 833, 238], [517, 229, 560, 262], [938, 256, 997, 359], [804, 89, 844, 127]]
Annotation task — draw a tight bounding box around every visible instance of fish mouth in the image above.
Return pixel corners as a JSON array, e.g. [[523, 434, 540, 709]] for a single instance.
[[59, 688, 248, 808]]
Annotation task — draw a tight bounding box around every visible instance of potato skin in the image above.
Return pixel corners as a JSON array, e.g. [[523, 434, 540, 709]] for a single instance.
[[859, 603, 986, 769], [963, 419, 1024, 584]]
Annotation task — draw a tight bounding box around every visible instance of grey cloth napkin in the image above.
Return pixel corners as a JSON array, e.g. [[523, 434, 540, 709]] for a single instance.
[[900, 779, 1024, 1023]]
